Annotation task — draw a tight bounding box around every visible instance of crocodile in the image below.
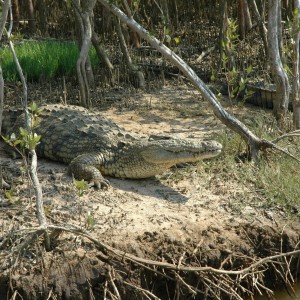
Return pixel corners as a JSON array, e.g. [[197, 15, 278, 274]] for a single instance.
[[2, 104, 222, 189]]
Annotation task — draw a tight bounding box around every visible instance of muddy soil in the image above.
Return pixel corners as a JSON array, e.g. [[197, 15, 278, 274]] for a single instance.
[[0, 82, 299, 299]]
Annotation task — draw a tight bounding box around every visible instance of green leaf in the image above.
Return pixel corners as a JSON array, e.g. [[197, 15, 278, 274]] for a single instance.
[[246, 65, 253, 74], [165, 34, 171, 44], [232, 86, 239, 94], [5, 191, 14, 203], [30, 102, 38, 113], [174, 37, 180, 44], [74, 179, 89, 197], [86, 212, 96, 228], [19, 127, 28, 138]]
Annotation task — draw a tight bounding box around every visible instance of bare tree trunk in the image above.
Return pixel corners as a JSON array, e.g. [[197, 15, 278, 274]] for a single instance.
[[123, 0, 141, 48], [0, 0, 11, 135], [248, 0, 268, 56], [237, 0, 252, 39], [291, 0, 300, 128], [73, 0, 96, 108], [0, 0, 11, 190], [12, 0, 19, 30], [115, 17, 145, 88], [98, 0, 271, 161], [36, 0, 47, 35], [267, 0, 289, 124], [26, 0, 36, 35], [91, 30, 114, 74]]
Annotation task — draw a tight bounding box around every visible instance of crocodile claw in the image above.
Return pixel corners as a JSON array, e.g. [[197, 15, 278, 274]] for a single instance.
[[93, 178, 110, 190]]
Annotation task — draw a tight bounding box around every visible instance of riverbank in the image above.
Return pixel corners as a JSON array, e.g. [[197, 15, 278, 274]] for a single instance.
[[1, 83, 300, 299]]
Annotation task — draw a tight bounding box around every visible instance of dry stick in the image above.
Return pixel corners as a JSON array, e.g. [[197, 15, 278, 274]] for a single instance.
[[175, 273, 197, 295], [123, 281, 161, 300], [272, 130, 300, 143], [108, 267, 121, 300]]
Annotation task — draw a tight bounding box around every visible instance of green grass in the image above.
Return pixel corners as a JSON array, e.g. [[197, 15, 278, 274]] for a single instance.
[[215, 124, 300, 216], [1, 40, 99, 81]]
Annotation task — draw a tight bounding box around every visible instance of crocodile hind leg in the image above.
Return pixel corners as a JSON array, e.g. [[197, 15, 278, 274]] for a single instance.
[[68, 153, 110, 189]]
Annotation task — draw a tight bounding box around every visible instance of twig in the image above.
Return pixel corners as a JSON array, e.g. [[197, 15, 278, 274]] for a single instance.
[[196, 46, 216, 63], [124, 281, 161, 300], [108, 267, 121, 300], [272, 130, 300, 143], [175, 273, 197, 295], [261, 139, 300, 163]]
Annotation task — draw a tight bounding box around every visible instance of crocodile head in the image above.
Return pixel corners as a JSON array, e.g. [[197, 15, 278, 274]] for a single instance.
[[140, 139, 222, 163], [106, 139, 222, 178]]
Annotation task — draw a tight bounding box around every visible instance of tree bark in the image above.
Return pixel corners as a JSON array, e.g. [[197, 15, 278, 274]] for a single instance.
[[291, 0, 300, 128], [26, 0, 36, 35], [237, 0, 252, 39], [0, 0, 11, 135], [73, 0, 96, 108], [11, 0, 19, 29], [98, 0, 269, 161], [91, 29, 114, 73], [248, 0, 268, 56], [123, 0, 141, 48], [267, 0, 289, 124], [36, 0, 47, 35], [115, 17, 145, 88]]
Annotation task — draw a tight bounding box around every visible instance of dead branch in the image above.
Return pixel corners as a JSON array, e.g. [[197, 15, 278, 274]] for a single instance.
[[124, 281, 161, 300], [271, 130, 300, 143], [196, 46, 216, 63]]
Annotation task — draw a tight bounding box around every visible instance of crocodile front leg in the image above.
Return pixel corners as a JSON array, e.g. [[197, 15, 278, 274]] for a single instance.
[[68, 153, 110, 189]]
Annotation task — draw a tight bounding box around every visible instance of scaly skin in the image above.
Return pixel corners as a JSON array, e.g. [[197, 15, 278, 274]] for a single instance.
[[2, 104, 222, 189]]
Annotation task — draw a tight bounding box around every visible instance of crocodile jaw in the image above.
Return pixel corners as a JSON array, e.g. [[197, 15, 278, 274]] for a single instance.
[[103, 139, 222, 179], [141, 140, 222, 164]]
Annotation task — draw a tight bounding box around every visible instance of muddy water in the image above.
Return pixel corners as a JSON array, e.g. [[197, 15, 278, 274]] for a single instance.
[[255, 282, 300, 300]]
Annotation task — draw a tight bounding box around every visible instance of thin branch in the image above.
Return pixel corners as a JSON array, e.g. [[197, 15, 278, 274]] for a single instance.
[[272, 130, 300, 143], [124, 281, 161, 300]]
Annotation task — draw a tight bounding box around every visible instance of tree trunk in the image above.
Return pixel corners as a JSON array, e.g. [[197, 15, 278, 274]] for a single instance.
[[267, 0, 289, 124], [237, 0, 252, 39], [0, 0, 11, 135], [73, 0, 96, 108], [123, 0, 141, 48], [291, 0, 300, 128], [26, 0, 36, 35], [91, 30, 114, 74], [36, 0, 47, 36], [115, 17, 145, 88], [248, 0, 268, 56], [12, 0, 20, 30]]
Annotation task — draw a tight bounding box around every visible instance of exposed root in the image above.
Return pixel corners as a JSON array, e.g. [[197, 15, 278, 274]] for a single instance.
[[1, 223, 299, 299]]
